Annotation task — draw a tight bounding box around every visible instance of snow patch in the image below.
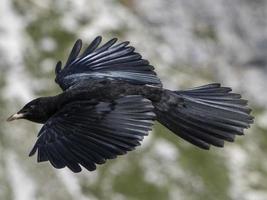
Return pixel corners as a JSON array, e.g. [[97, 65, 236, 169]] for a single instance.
[[0, 0, 34, 102], [5, 152, 36, 200]]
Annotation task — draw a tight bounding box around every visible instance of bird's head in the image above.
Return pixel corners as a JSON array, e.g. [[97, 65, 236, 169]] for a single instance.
[[7, 97, 55, 123]]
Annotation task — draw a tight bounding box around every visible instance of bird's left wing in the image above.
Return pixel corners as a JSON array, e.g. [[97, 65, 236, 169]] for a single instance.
[[29, 95, 155, 172], [55, 36, 162, 91]]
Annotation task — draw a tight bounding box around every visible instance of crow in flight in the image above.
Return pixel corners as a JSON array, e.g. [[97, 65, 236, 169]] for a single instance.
[[7, 36, 254, 172]]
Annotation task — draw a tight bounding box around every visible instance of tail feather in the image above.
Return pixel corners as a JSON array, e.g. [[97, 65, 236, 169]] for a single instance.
[[155, 83, 254, 150]]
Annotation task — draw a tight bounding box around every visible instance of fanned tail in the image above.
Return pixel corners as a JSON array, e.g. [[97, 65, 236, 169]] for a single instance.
[[155, 83, 254, 149]]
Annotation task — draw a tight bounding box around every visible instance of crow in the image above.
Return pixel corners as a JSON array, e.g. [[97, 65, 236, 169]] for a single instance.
[[7, 36, 254, 173]]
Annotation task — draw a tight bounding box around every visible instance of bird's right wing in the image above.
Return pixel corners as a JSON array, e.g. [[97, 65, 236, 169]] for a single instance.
[[29, 95, 155, 172], [55, 36, 162, 91]]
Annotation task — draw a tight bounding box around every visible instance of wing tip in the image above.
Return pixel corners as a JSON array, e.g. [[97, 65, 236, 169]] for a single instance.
[[95, 35, 102, 41], [76, 38, 82, 44], [28, 145, 37, 157], [55, 61, 62, 75]]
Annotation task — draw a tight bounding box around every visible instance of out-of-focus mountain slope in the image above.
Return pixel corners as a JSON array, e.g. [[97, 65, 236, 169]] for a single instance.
[[0, 0, 266, 200]]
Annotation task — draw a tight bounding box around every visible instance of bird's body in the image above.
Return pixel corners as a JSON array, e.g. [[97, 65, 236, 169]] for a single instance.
[[7, 36, 254, 173], [25, 80, 163, 124]]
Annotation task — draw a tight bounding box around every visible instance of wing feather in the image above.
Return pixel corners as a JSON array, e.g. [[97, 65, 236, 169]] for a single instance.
[[29, 95, 155, 172], [55, 36, 162, 90], [80, 36, 102, 57], [65, 39, 82, 67]]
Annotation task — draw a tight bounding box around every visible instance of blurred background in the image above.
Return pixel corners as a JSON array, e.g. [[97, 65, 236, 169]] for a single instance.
[[0, 0, 267, 200]]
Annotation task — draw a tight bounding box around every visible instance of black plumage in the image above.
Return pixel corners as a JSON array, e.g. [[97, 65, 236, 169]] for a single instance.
[[7, 36, 254, 173]]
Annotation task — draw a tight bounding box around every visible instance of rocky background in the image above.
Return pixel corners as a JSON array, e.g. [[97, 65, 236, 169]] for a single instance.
[[0, 0, 267, 200]]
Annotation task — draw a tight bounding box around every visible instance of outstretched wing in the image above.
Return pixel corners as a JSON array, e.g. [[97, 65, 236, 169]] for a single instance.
[[29, 95, 155, 172], [55, 36, 162, 91]]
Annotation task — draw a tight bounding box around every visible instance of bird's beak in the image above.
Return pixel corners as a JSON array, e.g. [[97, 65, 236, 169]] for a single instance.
[[6, 113, 25, 122]]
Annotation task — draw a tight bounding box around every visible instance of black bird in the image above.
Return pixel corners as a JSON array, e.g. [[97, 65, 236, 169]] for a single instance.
[[7, 36, 254, 173]]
